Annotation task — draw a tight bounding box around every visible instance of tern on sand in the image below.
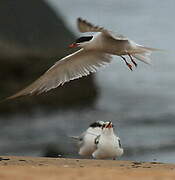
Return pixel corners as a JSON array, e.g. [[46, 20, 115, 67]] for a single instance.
[[92, 121, 123, 159], [5, 17, 160, 100], [70, 121, 105, 157]]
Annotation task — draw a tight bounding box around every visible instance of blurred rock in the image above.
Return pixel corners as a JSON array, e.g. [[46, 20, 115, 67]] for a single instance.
[[43, 144, 65, 158], [0, 0, 98, 115]]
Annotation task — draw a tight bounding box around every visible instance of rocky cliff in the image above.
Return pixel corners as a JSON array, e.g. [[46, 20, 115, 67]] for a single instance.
[[0, 0, 98, 115]]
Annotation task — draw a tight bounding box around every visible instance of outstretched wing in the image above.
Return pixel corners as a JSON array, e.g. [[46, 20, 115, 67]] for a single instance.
[[77, 17, 105, 33], [6, 49, 112, 100], [77, 17, 128, 41]]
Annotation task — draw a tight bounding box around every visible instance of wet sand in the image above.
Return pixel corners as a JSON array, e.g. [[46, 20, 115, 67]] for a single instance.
[[0, 156, 174, 180]]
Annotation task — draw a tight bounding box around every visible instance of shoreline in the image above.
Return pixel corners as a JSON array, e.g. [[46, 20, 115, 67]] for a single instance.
[[0, 156, 174, 180]]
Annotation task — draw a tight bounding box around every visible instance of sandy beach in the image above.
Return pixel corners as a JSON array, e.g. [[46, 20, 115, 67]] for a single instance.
[[0, 156, 174, 180]]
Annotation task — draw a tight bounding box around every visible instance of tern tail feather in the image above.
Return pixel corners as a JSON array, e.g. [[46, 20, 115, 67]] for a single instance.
[[131, 45, 163, 64]]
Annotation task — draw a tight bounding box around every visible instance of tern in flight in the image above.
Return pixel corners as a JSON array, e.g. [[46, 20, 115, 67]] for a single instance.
[[5, 17, 160, 100]]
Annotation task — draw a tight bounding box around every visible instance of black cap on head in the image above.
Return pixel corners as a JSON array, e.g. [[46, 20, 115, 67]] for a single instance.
[[89, 121, 103, 128], [75, 36, 93, 43]]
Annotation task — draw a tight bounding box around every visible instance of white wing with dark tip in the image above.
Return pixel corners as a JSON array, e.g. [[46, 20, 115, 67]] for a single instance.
[[77, 17, 128, 41], [77, 17, 105, 33], [6, 49, 112, 100]]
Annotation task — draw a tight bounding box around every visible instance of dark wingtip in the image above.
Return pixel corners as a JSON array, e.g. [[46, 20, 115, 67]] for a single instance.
[[77, 17, 83, 24], [77, 17, 84, 22], [0, 96, 15, 103], [0, 98, 7, 103], [77, 17, 82, 21], [0, 97, 14, 104], [0, 92, 28, 103]]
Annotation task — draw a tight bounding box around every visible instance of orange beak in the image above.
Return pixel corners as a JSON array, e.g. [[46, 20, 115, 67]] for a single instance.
[[106, 122, 112, 128], [69, 43, 78, 48]]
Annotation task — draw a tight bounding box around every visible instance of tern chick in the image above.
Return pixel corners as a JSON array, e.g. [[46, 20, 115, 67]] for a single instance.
[[92, 121, 123, 159], [71, 121, 104, 157]]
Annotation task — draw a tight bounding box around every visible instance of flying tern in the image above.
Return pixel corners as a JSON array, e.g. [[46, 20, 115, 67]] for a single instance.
[[5, 17, 160, 100]]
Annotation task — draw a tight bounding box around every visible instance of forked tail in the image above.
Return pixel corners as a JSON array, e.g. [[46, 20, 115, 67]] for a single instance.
[[132, 45, 163, 64]]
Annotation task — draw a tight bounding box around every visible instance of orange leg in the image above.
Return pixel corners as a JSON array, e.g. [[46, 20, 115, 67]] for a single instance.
[[128, 54, 137, 67], [120, 56, 133, 71]]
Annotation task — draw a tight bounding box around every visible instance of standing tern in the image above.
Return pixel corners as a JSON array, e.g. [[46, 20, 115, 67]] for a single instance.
[[70, 121, 104, 157], [92, 121, 123, 159], [5, 17, 160, 100]]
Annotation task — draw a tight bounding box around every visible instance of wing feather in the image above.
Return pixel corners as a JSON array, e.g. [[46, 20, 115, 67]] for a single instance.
[[77, 17, 128, 41], [6, 49, 112, 100], [77, 17, 105, 33]]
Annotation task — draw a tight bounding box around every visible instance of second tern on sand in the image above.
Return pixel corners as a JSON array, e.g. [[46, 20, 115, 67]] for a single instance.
[[72, 121, 123, 159], [92, 121, 123, 159], [71, 121, 104, 157]]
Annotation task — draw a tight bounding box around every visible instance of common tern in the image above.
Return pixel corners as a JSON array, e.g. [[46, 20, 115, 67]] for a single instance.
[[5, 17, 160, 100], [71, 121, 104, 157], [92, 121, 123, 159]]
